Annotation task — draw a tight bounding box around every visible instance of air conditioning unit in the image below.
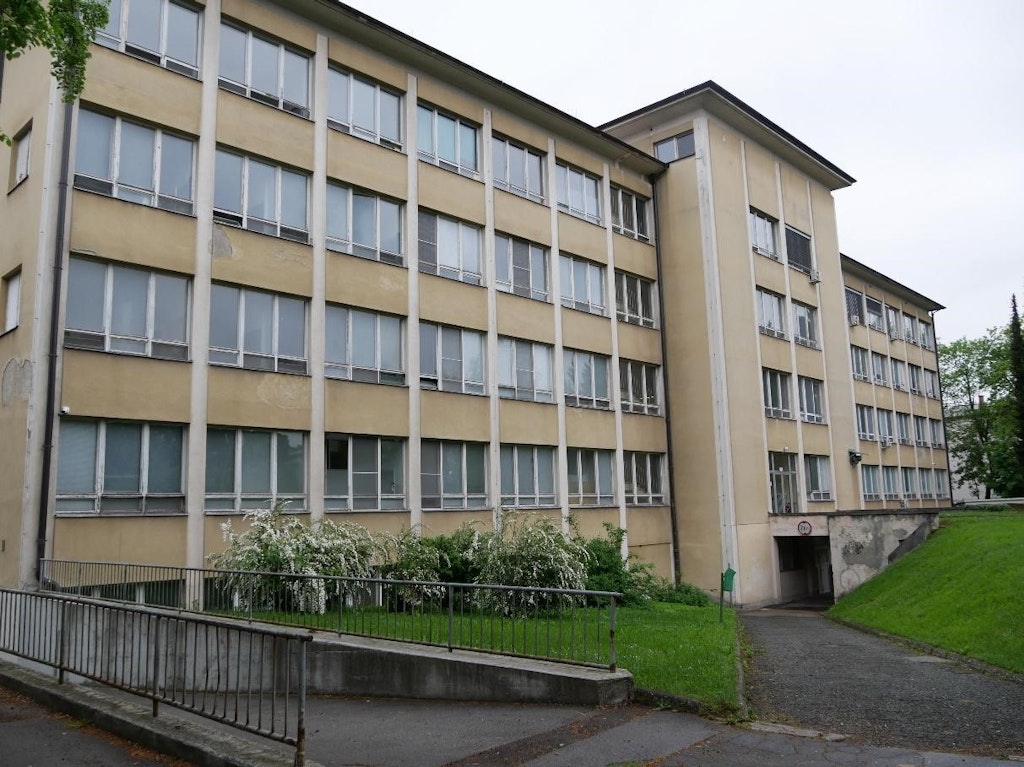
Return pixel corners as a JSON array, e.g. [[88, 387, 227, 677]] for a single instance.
[[881, 436, 894, 448], [848, 315, 861, 327], [809, 269, 822, 284], [889, 328, 901, 340]]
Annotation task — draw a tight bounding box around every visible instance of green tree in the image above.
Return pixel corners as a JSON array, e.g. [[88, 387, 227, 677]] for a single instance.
[[939, 328, 1015, 498], [1, 0, 108, 144], [1007, 295, 1024, 496]]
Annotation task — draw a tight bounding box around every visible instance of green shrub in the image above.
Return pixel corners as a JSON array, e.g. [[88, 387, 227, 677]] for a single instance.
[[581, 523, 659, 605], [422, 524, 484, 584], [654, 580, 713, 607]]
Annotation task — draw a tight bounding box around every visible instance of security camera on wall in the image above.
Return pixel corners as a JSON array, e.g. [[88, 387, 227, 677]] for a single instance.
[[848, 450, 863, 465]]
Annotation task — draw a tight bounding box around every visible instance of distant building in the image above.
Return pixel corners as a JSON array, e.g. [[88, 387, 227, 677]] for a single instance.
[[0, 0, 949, 605]]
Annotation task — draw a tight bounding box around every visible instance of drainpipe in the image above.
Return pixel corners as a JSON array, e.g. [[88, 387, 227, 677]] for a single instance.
[[649, 171, 682, 583], [35, 101, 74, 583], [930, 308, 954, 505]]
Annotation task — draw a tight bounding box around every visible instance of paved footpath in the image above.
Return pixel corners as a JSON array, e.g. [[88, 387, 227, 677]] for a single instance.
[[741, 608, 1024, 759]]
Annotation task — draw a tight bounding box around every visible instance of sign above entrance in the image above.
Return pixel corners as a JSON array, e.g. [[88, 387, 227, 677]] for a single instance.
[[797, 521, 813, 536]]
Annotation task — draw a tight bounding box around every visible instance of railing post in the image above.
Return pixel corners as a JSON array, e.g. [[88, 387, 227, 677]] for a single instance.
[[293, 641, 307, 767], [151, 614, 161, 717], [608, 596, 617, 672], [447, 584, 454, 653], [57, 598, 68, 685], [248, 577, 254, 625]]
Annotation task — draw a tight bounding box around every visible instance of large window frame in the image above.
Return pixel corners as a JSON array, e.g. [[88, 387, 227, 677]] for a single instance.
[[325, 304, 404, 385], [563, 348, 611, 409], [214, 148, 308, 242], [421, 440, 487, 510], [883, 466, 900, 500], [620, 358, 660, 415], [785, 226, 813, 273], [891, 358, 907, 391], [97, 0, 200, 78], [624, 452, 665, 505], [749, 209, 779, 260], [420, 322, 485, 395], [500, 444, 556, 507], [2, 269, 20, 333], [75, 110, 195, 214], [327, 67, 402, 150], [861, 464, 881, 501], [494, 233, 548, 302], [615, 271, 656, 328], [897, 412, 913, 445], [65, 256, 190, 361], [851, 345, 869, 381], [326, 182, 403, 265], [324, 434, 405, 511], [492, 135, 544, 203], [418, 211, 482, 285], [204, 428, 306, 512], [653, 131, 694, 163], [555, 162, 601, 224], [559, 254, 605, 315], [902, 467, 918, 499], [757, 288, 786, 338], [762, 368, 792, 419], [498, 337, 553, 403], [566, 448, 614, 507], [769, 452, 798, 515], [792, 302, 819, 348], [209, 284, 307, 374], [610, 186, 649, 241], [856, 404, 876, 440], [804, 455, 832, 501], [417, 103, 478, 176], [871, 351, 889, 386], [218, 22, 310, 117], [845, 288, 864, 325], [56, 419, 185, 515], [798, 376, 825, 424]]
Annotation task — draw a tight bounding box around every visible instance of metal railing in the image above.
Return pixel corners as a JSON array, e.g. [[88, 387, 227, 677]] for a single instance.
[[0, 588, 310, 767], [40, 559, 619, 670]]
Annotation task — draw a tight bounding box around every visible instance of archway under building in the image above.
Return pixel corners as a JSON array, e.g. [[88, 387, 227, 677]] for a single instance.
[[775, 535, 834, 605]]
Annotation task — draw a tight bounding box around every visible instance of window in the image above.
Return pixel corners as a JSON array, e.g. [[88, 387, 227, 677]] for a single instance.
[[559, 254, 605, 315], [871, 352, 888, 386], [495, 233, 548, 301], [492, 135, 544, 202], [616, 271, 656, 328], [566, 448, 614, 506], [65, 257, 189, 360], [749, 210, 779, 260], [924, 369, 939, 398], [500, 444, 556, 507], [930, 418, 944, 447], [914, 415, 928, 446], [762, 368, 792, 419], [418, 211, 482, 285], [756, 288, 786, 338], [56, 419, 185, 514], [909, 364, 923, 394], [865, 296, 884, 331], [624, 452, 665, 505], [325, 305, 403, 384], [420, 323, 485, 395], [417, 103, 478, 175], [792, 302, 818, 347], [851, 345, 869, 381], [75, 110, 194, 214], [555, 162, 601, 224], [903, 313, 919, 344], [883, 466, 900, 500], [326, 183, 402, 264], [845, 288, 863, 324], [919, 468, 934, 499], [204, 428, 305, 512], [11, 125, 30, 187], [214, 148, 308, 241], [610, 186, 649, 240], [2, 269, 20, 333], [861, 464, 881, 500], [877, 409, 894, 442], [785, 227, 812, 272], [653, 131, 694, 163], [498, 337, 553, 402], [920, 321, 935, 350], [902, 467, 918, 499], [620, 359, 660, 415], [209, 284, 306, 374], [563, 348, 610, 409], [219, 23, 309, 117], [324, 435, 405, 511], [768, 452, 798, 514], [856, 404, 876, 440], [327, 68, 401, 149], [804, 455, 832, 501], [798, 376, 825, 424], [935, 469, 949, 497], [886, 306, 901, 340], [897, 412, 912, 445], [421, 440, 487, 509], [97, 0, 200, 77], [891, 359, 906, 391]]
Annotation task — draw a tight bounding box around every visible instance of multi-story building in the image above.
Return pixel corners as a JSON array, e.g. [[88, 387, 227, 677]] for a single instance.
[[0, 0, 948, 606]]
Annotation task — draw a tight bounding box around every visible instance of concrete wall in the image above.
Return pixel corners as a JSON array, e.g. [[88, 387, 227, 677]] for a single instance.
[[827, 511, 939, 597]]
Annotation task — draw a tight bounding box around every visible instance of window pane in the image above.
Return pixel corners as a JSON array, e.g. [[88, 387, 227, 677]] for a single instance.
[[380, 200, 402, 254], [118, 122, 155, 191], [246, 160, 276, 221], [597, 452, 613, 496], [507, 144, 525, 189], [379, 91, 400, 142], [500, 445, 514, 495], [352, 79, 375, 131], [165, 3, 199, 65], [537, 448, 554, 494], [160, 134, 193, 200], [328, 69, 350, 124], [417, 105, 433, 154], [534, 346, 552, 393], [325, 306, 347, 365], [110, 266, 148, 338], [497, 338, 513, 387], [325, 436, 349, 495], [421, 442, 440, 496], [243, 290, 273, 354], [463, 332, 483, 383], [441, 326, 462, 382], [459, 123, 477, 170], [277, 296, 305, 359], [104, 422, 142, 492], [380, 439, 404, 494], [379, 316, 402, 371], [241, 431, 272, 493], [276, 432, 304, 494], [209, 284, 239, 350], [125, 0, 160, 53], [279, 170, 307, 229], [76, 111, 114, 179], [351, 310, 376, 367], [442, 444, 462, 494], [420, 324, 437, 377], [67, 258, 106, 332], [205, 429, 235, 494], [219, 24, 247, 83], [594, 356, 609, 400], [57, 421, 97, 494], [214, 151, 243, 212], [326, 184, 349, 241], [466, 444, 485, 494], [282, 50, 308, 107], [461, 226, 480, 275], [250, 37, 279, 96], [148, 425, 183, 494], [437, 218, 460, 268], [517, 448, 535, 495], [436, 114, 457, 162], [352, 194, 375, 247]]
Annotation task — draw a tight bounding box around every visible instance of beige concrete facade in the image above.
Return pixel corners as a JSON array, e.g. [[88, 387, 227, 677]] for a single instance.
[[0, 2, 947, 604]]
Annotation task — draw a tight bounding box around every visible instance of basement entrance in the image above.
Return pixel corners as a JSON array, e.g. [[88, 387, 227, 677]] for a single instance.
[[776, 535, 834, 603]]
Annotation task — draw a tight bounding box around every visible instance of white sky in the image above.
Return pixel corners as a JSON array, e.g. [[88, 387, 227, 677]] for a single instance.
[[354, 0, 1024, 343]]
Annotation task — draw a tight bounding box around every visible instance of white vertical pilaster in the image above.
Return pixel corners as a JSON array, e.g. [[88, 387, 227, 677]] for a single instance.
[[547, 139, 570, 530], [406, 75, 422, 532], [481, 110, 501, 525]]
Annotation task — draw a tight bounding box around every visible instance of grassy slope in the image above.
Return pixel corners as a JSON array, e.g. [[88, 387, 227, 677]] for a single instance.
[[829, 510, 1024, 673]]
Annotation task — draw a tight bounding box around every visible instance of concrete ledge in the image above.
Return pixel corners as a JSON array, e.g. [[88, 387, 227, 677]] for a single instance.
[[305, 632, 634, 705]]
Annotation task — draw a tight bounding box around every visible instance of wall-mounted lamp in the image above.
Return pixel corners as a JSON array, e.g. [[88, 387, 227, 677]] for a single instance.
[[848, 450, 863, 465]]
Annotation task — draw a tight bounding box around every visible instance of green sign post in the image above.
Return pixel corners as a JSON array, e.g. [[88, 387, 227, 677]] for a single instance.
[[719, 567, 736, 622]]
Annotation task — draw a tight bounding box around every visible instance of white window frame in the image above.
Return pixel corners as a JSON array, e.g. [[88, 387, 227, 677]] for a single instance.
[[877, 409, 894, 442], [325, 304, 404, 385], [804, 455, 832, 501], [883, 466, 900, 500], [324, 434, 405, 511], [218, 22, 310, 117], [856, 404, 876, 440], [757, 288, 786, 338], [865, 296, 885, 331], [785, 226, 813, 273], [798, 376, 825, 424], [494, 233, 548, 302], [935, 469, 949, 497], [327, 67, 402, 150], [749, 209, 779, 260], [861, 464, 881, 500], [75, 110, 195, 214], [12, 125, 31, 187], [914, 415, 929, 446], [610, 186, 650, 241], [902, 467, 918, 499], [204, 428, 306, 513], [871, 351, 889, 386], [886, 306, 902, 340], [2, 269, 20, 333], [209, 284, 307, 374], [792, 301, 819, 348], [420, 322, 486, 395], [851, 345, 870, 382], [845, 288, 864, 325], [563, 348, 611, 409], [919, 468, 935, 499], [897, 412, 913, 445], [769, 452, 799, 515], [555, 162, 602, 224], [920, 321, 935, 350], [930, 418, 944, 447], [326, 182, 403, 265], [924, 369, 940, 399], [500, 444, 557, 508], [566, 448, 614, 507], [421, 440, 488, 510], [417, 103, 478, 176], [418, 210, 482, 285], [891, 358, 906, 391], [492, 135, 544, 203], [559, 254, 605, 315], [623, 452, 665, 505], [64, 257, 190, 360], [615, 271, 656, 328], [903, 313, 919, 345], [909, 364, 923, 394], [96, 0, 201, 78], [762, 368, 792, 419], [56, 419, 186, 515], [498, 337, 553, 403], [620, 358, 660, 415], [654, 131, 694, 163], [214, 148, 309, 242]]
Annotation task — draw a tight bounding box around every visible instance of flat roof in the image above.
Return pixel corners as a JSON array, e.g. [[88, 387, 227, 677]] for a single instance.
[[841, 254, 945, 312]]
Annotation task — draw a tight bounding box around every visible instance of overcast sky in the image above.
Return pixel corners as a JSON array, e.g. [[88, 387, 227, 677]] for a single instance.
[[355, 0, 1024, 343]]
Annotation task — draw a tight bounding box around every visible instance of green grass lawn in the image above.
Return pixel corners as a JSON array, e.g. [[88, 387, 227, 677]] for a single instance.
[[829, 509, 1024, 673]]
